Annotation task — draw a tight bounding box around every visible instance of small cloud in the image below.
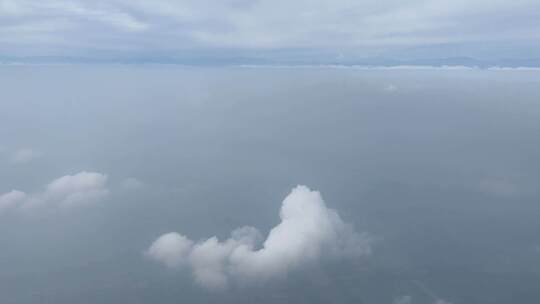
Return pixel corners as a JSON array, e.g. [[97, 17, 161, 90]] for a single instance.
[[10, 148, 40, 164], [146, 185, 371, 290], [384, 84, 398, 92], [121, 177, 145, 190], [0, 171, 109, 215], [42, 171, 109, 207]]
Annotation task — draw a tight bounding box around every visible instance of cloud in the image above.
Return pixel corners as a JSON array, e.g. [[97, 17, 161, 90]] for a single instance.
[[1, 0, 539, 58], [384, 84, 398, 92], [0, 190, 27, 213], [121, 177, 145, 190], [146, 233, 194, 268], [146, 185, 371, 289], [393, 295, 412, 304], [0, 1, 148, 31], [478, 178, 522, 197], [9, 148, 40, 164], [0, 171, 109, 215]]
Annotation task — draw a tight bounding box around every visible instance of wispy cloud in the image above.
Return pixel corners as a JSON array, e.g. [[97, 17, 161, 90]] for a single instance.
[[121, 177, 145, 190], [9, 148, 40, 164], [0, 171, 109, 215]]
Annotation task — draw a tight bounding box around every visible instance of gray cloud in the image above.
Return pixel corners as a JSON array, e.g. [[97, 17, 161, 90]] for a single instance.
[[1, 0, 539, 57], [146, 185, 371, 289], [0, 171, 109, 215], [0, 190, 26, 213]]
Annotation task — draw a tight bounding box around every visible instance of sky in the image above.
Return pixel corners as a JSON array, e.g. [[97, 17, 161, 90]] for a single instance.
[[1, 0, 540, 62], [2, 1, 540, 303], [1, 65, 540, 303]]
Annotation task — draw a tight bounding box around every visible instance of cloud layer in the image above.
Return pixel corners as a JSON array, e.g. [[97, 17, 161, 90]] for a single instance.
[[0, 171, 109, 215], [1, 0, 539, 58], [146, 185, 371, 289]]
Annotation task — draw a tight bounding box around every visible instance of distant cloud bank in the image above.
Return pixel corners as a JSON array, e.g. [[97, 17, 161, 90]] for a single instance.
[[146, 185, 371, 289], [1, 0, 540, 61]]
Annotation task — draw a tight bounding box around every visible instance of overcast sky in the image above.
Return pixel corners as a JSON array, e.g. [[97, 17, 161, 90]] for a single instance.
[[2, 0, 540, 60]]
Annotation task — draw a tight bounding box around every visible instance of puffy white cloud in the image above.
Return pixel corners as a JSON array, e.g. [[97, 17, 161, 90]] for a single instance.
[[42, 171, 109, 207], [146, 233, 194, 268], [146, 185, 371, 289], [0, 171, 109, 215]]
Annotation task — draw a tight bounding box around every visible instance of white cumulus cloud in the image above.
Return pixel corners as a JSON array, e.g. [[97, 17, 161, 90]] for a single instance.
[[146, 233, 194, 268], [0, 171, 109, 215], [146, 185, 371, 289]]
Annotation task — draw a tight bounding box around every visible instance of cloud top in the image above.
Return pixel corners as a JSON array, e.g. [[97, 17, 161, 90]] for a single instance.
[[146, 185, 371, 289]]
